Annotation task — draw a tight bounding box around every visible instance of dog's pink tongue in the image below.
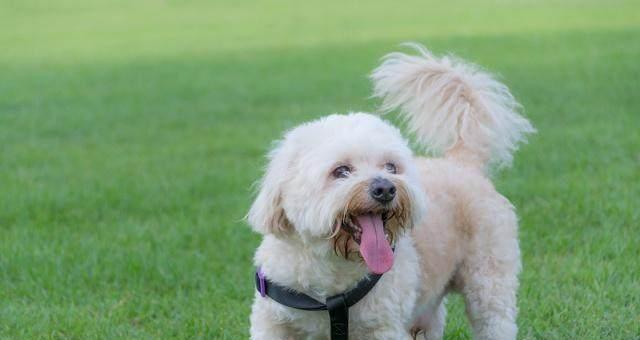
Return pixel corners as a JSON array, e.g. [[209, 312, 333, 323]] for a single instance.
[[356, 214, 394, 274]]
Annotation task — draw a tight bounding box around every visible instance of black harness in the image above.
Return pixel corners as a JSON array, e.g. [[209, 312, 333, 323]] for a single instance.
[[255, 269, 383, 340]]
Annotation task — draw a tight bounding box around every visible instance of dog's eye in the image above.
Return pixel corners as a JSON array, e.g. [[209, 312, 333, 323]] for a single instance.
[[332, 165, 352, 178], [384, 162, 397, 174]]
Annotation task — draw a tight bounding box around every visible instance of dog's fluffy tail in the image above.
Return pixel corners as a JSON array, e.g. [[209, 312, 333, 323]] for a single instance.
[[371, 43, 535, 170]]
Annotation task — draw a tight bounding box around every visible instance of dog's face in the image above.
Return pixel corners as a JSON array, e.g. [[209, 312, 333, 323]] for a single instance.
[[248, 113, 425, 274]]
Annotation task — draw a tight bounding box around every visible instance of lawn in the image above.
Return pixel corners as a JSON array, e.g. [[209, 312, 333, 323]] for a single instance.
[[1, 0, 639, 339]]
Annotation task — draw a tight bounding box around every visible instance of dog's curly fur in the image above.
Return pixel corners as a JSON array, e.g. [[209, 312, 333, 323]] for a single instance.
[[247, 44, 535, 340]]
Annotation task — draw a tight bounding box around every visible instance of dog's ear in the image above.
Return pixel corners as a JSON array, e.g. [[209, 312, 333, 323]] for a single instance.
[[247, 142, 293, 235]]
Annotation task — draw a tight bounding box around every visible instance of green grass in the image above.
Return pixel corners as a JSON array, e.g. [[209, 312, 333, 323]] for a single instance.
[[1, 0, 639, 338]]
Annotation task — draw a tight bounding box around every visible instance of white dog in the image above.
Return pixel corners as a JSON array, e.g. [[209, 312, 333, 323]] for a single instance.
[[247, 44, 535, 340]]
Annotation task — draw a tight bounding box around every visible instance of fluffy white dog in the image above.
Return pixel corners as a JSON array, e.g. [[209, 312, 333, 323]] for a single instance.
[[247, 44, 535, 340]]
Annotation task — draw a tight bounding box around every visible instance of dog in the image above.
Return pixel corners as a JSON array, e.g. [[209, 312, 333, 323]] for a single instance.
[[247, 44, 535, 340]]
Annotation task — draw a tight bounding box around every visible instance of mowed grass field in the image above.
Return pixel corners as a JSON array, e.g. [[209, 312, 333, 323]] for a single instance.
[[1, 0, 639, 338]]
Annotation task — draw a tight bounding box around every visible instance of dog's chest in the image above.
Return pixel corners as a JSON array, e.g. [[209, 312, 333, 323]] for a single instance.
[[284, 307, 390, 340], [269, 278, 417, 339]]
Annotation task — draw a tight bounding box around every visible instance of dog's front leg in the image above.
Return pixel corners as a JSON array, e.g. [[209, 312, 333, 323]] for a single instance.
[[249, 298, 297, 340], [365, 328, 413, 340]]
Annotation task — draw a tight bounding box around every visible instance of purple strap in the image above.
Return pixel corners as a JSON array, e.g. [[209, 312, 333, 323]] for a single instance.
[[257, 267, 267, 297]]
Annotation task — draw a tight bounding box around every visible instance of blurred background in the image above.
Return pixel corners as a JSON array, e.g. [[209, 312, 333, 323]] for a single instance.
[[1, 1, 638, 338]]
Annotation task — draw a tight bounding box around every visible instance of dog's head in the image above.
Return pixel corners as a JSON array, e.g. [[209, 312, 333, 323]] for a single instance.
[[248, 113, 425, 274]]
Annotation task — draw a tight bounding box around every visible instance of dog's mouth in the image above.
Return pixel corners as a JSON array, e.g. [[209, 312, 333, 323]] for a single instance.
[[341, 212, 394, 274]]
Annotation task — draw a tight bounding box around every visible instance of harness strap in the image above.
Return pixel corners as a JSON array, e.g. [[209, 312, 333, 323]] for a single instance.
[[326, 294, 349, 340], [255, 269, 384, 340]]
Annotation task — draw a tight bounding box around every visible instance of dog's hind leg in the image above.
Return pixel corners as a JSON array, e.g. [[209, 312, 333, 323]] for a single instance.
[[457, 196, 521, 340], [459, 261, 519, 340]]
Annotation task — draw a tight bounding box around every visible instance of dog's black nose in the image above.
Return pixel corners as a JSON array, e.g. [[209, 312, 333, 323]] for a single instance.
[[369, 177, 396, 203]]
